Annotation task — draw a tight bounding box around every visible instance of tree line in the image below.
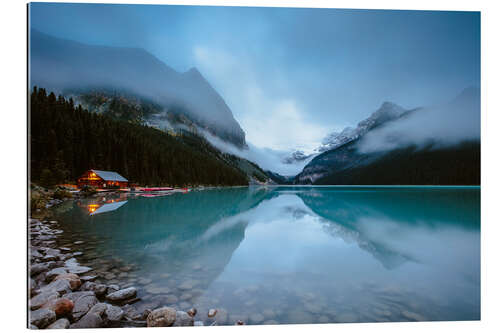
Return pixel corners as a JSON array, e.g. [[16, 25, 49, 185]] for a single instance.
[[30, 87, 249, 187]]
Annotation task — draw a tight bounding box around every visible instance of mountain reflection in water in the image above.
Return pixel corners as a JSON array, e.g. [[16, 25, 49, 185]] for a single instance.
[[52, 186, 480, 324]]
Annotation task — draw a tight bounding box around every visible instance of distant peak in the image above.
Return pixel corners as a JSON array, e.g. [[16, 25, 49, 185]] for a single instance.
[[380, 101, 399, 109]]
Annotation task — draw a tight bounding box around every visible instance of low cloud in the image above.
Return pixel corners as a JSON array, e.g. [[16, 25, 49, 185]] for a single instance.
[[198, 128, 315, 176], [357, 87, 480, 153], [193, 46, 329, 153]]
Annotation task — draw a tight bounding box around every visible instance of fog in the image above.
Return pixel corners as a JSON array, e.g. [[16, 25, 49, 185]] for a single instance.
[[198, 129, 316, 176], [357, 87, 480, 153], [29, 29, 246, 146]]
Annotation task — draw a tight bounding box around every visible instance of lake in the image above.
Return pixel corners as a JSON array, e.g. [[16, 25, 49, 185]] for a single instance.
[[50, 186, 480, 325]]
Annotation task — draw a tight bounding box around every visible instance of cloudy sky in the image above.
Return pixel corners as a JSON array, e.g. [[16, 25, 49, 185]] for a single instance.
[[30, 3, 480, 152]]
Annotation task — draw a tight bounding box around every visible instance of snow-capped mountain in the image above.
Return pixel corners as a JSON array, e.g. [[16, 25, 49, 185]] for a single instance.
[[317, 102, 408, 152], [282, 150, 313, 164], [295, 88, 480, 185]]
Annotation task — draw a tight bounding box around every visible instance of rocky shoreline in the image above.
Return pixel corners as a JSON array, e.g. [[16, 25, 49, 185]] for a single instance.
[[29, 217, 230, 329]]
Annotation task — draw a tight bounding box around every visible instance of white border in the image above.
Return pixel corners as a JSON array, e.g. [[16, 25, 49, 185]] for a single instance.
[[1, 0, 499, 332]]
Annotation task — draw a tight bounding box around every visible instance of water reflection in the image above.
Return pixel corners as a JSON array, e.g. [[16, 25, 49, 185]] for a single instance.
[[52, 186, 480, 324]]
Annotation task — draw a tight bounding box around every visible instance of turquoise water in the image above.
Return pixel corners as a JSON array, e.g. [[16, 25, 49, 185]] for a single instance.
[[51, 186, 480, 324]]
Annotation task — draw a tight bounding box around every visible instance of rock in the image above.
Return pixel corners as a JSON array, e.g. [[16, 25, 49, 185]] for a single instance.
[[70, 312, 103, 328], [68, 266, 93, 275], [88, 303, 108, 317], [80, 275, 98, 282], [54, 273, 81, 290], [287, 309, 314, 324], [164, 294, 178, 304], [105, 304, 125, 322], [81, 281, 108, 297], [179, 301, 191, 309], [122, 304, 143, 320], [65, 291, 99, 320], [36, 279, 72, 296], [120, 297, 141, 305], [41, 255, 57, 262], [178, 279, 197, 290], [64, 258, 93, 274], [208, 309, 217, 318], [249, 313, 265, 324], [45, 267, 68, 282], [236, 320, 245, 325], [30, 291, 59, 310], [29, 278, 37, 296], [104, 273, 116, 280], [187, 308, 197, 317], [30, 308, 56, 328], [174, 310, 194, 326], [30, 263, 49, 276], [215, 309, 228, 324], [262, 309, 276, 318], [41, 298, 74, 317], [107, 284, 120, 294], [194, 321, 204, 326], [106, 287, 137, 303], [47, 318, 70, 329], [146, 307, 177, 327], [137, 277, 153, 285]]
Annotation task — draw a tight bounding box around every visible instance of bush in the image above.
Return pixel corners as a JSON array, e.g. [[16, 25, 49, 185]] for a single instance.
[[80, 185, 97, 196], [30, 189, 48, 211], [53, 187, 72, 200]]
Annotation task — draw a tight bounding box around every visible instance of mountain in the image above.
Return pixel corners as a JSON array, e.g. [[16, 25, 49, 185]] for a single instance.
[[29, 29, 246, 148], [317, 102, 413, 152], [295, 89, 480, 185], [281, 150, 313, 164]]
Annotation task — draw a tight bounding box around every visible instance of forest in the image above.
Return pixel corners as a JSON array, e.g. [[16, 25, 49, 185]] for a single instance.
[[29, 87, 249, 187]]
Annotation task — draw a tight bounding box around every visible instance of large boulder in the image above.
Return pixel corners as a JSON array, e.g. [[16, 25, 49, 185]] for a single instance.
[[47, 318, 70, 329], [106, 287, 137, 303], [146, 307, 177, 327], [65, 291, 99, 320], [30, 308, 56, 328]]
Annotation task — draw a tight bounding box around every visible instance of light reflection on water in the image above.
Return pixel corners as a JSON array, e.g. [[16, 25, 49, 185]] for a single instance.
[[51, 186, 480, 324]]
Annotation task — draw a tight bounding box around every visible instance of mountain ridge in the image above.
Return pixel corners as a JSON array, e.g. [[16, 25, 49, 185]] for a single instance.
[[29, 29, 247, 148]]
